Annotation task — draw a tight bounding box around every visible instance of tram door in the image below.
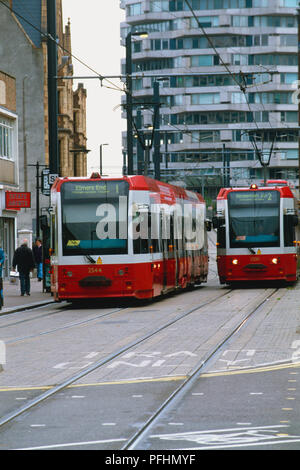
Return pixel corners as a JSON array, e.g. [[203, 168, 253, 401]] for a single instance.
[[161, 213, 168, 293], [161, 209, 177, 292]]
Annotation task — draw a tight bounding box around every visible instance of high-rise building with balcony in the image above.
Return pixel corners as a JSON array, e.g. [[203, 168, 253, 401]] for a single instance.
[[120, 0, 299, 200]]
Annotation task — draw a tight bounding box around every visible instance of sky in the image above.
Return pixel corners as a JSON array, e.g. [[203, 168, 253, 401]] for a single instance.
[[62, 0, 126, 176]]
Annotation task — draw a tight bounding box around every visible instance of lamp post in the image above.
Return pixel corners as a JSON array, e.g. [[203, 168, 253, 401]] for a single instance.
[[47, 0, 59, 175], [125, 31, 148, 175], [100, 143, 109, 175]]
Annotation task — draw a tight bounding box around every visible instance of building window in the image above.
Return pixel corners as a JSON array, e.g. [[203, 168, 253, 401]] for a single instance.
[[0, 117, 13, 160], [281, 111, 298, 122], [150, 0, 169, 12], [250, 92, 293, 104], [231, 92, 247, 104], [126, 3, 142, 16], [190, 16, 219, 28], [191, 131, 220, 143], [280, 0, 298, 6], [280, 73, 298, 84], [191, 55, 219, 66], [191, 93, 220, 105], [252, 16, 297, 27]]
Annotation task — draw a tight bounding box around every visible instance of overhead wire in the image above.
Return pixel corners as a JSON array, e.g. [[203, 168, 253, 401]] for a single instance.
[[0, 0, 125, 93]]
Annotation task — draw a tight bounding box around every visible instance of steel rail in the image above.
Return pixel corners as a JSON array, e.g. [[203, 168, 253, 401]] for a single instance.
[[3, 306, 127, 345], [0, 288, 232, 429], [123, 287, 280, 450]]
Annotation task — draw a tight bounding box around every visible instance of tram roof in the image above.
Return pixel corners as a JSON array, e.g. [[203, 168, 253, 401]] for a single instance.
[[217, 184, 295, 200], [51, 174, 205, 203]]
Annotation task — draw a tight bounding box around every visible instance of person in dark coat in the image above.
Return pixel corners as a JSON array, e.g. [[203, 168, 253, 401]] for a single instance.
[[12, 239, 35, 296], [33, 238, 43, 281]]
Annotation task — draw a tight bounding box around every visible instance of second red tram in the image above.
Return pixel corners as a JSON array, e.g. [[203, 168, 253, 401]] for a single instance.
[[50, 174, 210, 301], [213, 182, 300, 284]]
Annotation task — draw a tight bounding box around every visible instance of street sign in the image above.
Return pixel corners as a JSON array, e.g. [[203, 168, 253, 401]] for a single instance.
[[41, 171, 58, 195], [5, 191, 31, 210], [48, 173, 59, 185], [42, 169, 50, 195]]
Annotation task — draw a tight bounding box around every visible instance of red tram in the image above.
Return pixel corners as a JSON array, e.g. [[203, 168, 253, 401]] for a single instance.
[[50, 174, 210, 301], [213, 181, 300, 285]]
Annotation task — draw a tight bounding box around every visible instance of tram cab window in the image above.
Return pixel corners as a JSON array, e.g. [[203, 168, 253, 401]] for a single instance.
[[228, 190, 280, 248], [61, 181, 129, 256]]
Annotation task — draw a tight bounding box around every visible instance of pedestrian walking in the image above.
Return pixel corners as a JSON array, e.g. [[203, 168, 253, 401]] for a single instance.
[[12, 239, 35, 296], [0, 246, 4, 309], [33, 238, 43, 281]]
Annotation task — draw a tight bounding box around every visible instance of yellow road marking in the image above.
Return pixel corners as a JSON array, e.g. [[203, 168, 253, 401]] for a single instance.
[[0, 361, 299, 393]]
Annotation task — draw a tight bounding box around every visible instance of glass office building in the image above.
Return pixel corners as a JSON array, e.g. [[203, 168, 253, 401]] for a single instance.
[[120, 0, 299, 199]]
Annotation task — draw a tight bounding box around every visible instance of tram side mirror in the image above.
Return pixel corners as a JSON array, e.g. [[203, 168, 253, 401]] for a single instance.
[[205, 219, 212, 232], [212, 216, 225, 229]]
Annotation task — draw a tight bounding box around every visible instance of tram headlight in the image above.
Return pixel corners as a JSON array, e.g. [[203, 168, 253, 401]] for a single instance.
[[232, 258, 239, 265], [271, 258, 278, 265]]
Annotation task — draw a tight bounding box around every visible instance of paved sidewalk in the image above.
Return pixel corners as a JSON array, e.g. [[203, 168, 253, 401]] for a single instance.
[[0, 277, 53, 315]]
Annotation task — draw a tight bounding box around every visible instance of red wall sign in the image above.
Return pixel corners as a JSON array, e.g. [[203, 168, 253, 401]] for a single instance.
[[5, 192, 31, 210]]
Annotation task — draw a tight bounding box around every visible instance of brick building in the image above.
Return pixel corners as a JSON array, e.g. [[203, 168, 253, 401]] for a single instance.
[[0, 0, 87, 254], [0, 70, 18, 276]]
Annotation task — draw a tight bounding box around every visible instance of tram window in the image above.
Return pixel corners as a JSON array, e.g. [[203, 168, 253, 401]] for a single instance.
[[150, 210, 161, 253], [284, 214, 297, 247], [228, 190, 280, 248], [217, 226, 226, 248], [61, 181, 129, 255], [50, 213, 57, 255], [169, 214, 175, 255], [133, 211, 149, 254]]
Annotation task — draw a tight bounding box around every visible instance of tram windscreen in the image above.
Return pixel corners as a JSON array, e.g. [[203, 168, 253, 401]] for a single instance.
[[61, 180, 129, 255], [228, 190, 280, 248]]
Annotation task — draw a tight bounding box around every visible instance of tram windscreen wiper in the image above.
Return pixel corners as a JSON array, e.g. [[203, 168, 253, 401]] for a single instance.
[[85, 255, 96, 264], [248, 247, 255, 254]]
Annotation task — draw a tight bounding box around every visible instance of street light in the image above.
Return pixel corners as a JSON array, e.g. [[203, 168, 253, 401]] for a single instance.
[[126, 30, 148, 175], [100, 143, 109, 175]]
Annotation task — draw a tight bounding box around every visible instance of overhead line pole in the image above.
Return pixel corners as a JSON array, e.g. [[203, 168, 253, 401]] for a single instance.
[[126, 33, 134, 175], [47, 0, 59, 175], [298, 6, 300, 199]]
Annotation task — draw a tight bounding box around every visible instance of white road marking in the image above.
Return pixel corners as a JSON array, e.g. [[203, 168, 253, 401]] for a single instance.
[[150, 424, 300, 449], [85, 352, 100, 359], [16, 438, 127, 450], [166, 351, 197, 357]]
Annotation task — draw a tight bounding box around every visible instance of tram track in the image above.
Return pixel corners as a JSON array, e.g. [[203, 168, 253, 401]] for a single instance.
[[123, 286, 281, 450], [0, 284, 281, 448], [0, 286, 235, 431], [3, 306, 128, 345]]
